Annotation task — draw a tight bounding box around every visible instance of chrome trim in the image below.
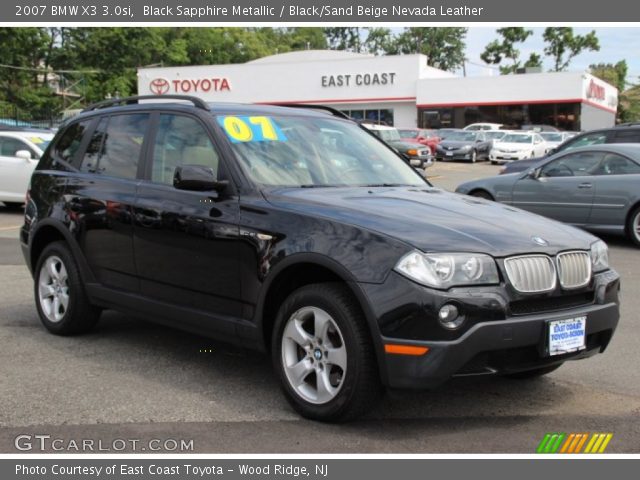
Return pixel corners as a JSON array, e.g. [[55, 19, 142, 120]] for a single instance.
[[556, 251, 591, 289], [504, 254, 557, 293]]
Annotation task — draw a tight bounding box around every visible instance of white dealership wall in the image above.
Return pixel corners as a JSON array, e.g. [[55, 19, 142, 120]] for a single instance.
[[415, 71, 618, 127], [137, 51, 617, 129]]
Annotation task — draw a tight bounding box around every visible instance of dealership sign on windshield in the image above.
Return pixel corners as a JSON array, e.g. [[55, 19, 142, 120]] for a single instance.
[[149, 77, 231, 95]]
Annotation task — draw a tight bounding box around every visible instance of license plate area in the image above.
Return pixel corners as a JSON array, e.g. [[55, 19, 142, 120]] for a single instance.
[[446, 151, 453, 156], [547, 316, 586, 356]]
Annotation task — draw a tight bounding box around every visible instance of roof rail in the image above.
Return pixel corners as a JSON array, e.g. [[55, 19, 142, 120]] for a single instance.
[[81, 95, 210, 113], [615, 122, 640, 128], [266, 103, 352, 120]]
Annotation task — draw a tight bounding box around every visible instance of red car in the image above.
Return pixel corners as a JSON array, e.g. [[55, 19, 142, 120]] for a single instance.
[[398, 128, 441, 154]]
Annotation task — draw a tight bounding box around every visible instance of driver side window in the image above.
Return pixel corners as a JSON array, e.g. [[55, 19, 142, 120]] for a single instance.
[[541, 152, 603, 178]]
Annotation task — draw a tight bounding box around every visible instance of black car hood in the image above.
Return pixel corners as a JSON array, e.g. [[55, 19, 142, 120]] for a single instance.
[[438, 140, 474, 149], [264, 186, 595, 256]]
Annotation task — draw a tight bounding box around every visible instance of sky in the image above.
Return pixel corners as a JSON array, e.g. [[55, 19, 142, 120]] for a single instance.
[[457, 27, 639, 86]]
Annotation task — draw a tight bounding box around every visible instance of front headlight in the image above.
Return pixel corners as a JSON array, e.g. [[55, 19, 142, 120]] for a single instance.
[[395, 250, 500, 289], [460, 145, 471, 152], [590, 240, 609, 272]]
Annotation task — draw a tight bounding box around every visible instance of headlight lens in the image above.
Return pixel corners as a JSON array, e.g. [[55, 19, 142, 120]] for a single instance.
[[460, 145, 471, 152], [395, 251, 500, 289], [590, 240, 609, 272]]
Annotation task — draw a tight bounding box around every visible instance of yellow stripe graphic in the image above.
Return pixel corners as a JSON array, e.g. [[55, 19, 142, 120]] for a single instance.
[[584, 433, 599, 453], [598, 434, 613, 453]]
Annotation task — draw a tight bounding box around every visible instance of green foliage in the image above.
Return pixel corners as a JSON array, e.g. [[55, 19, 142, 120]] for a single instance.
[[392, 28, 468, 71], [480, 27, 534, 74], [543, 28, 600, 72], [589, 61, 639, 123]]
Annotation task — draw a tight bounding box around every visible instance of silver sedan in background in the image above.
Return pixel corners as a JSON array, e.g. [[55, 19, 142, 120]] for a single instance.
[[455, 144, 640, 247]]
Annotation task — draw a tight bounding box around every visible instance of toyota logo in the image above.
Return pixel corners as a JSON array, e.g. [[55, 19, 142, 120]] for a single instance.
[[149, 78, 170, 95]]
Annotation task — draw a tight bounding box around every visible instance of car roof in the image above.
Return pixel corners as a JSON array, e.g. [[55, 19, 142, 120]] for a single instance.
[[550, 143, 640, 158]]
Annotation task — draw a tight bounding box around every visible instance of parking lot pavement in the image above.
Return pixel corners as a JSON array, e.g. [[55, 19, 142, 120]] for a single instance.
[[1, 165, 639, 453]]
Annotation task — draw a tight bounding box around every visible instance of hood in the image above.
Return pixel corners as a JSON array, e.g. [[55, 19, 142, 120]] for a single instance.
[[264, 186, 595, 256], [438, 140, 474, 149], [495, 142, 532, 151], [388, 140, 426, 151]]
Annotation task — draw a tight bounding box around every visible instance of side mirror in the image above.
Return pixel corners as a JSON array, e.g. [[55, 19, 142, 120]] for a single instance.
[[15, 150, 32, 161], [525, 167, 540, 179], [173, 165, 228, 192]]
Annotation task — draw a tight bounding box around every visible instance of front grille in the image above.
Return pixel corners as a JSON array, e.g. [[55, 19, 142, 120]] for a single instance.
[[557, 251, 591, 289], [504, 255, 556, 293], [509, 292, 594, 315]]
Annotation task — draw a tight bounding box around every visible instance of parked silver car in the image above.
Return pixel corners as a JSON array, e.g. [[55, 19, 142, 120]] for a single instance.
[[456, 144, 640, 246]]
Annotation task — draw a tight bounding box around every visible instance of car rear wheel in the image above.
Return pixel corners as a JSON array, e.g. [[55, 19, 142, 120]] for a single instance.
[[470, 190, 494, 201], [34, 241, 101, 335], [272, 283, 382, 422], [627, 206, 640, 247], [503, 363, 563, 379]]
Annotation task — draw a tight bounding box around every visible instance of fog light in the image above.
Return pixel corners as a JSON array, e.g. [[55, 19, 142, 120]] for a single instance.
[[438, 304, 463, 329]]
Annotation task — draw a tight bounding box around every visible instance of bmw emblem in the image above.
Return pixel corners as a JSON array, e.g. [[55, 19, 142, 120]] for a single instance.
[[532, 236, 548, 246]]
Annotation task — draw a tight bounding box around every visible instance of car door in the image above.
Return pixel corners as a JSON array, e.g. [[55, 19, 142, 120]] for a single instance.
[[533, 134, 546, 157], [588, 152, 640, 229], [475, 132, 490, 156], [511, 151, 603, 225], [133, 112, 243, 327], [67, 113, 150, 292], [0, 135, 40, 201]]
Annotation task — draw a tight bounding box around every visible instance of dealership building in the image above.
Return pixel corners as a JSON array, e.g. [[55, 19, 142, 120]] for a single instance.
[[137, 50, 618, 131]]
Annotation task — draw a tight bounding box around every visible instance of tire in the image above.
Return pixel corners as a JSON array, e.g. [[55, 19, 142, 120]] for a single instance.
[[470, 150, 477, 163], [470, 190, 494, 201], [490, 160, 497, 165], [626, 206, 640, 247], [503, 363, 563, 379], [34, 241, 101, 335], [271, 283, 382, 422]]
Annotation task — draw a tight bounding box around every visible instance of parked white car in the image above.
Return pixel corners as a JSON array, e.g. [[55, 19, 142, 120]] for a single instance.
[[463, 123, 504, 131], [540, 131, 573, 153], [489, 132, 547, 164], [0, 130, 54, 207], [484, 130, 508, 148]]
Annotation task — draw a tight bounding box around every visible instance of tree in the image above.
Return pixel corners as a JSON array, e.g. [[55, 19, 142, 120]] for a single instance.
[[480, 27, 535, 74], [590, 61, 635, 122], [393, 27, 467, 72], [362, 28, 394, 56], [324, 28, 362, 52], [543, 28, 600, 72]]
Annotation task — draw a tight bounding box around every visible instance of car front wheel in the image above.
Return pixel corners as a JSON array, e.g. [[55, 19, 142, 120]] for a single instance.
[[627, 206, 640, 247], [470, 150, 477, 163], [34, 241, 101, 335], [272, 283, 382, 422]]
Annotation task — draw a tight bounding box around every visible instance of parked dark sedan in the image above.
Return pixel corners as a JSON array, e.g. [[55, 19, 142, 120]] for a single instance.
[[435, 130, 491, 162], [22, 97, 620, 423], [457, 144, 640, 246]]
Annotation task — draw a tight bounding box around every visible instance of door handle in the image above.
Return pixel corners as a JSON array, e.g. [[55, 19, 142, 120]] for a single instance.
[[578, 183, 592, 189]]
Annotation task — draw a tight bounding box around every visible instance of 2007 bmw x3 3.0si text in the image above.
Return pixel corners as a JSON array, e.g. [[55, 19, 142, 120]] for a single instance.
[[20, 96, 620, 422]]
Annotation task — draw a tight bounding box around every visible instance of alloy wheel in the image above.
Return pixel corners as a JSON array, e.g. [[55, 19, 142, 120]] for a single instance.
[[38, 255, 69, 323]]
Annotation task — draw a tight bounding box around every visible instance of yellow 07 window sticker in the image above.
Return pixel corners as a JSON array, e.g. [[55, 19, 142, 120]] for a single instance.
[[217, 115, 287, 143]]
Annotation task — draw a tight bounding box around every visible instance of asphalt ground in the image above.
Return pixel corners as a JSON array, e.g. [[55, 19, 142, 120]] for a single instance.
[[0, 162, 638, 453]]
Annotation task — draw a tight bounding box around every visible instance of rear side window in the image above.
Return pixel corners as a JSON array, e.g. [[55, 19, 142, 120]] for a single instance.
[[560, 131, 608, 152], [54, 120, 91, 163], [80, 113, 149, 179], [0, 137, 35, 158], [611, 130, 640, 144]]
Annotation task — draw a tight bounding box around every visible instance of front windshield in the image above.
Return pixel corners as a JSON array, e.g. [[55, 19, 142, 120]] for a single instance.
[[217, 114, 424, 187], [541, 133, 563, 142], [444, 131, 478, 142], [398, 129, 418, 138], [501, 134, 533, 144], [485, 131, 506, 140]]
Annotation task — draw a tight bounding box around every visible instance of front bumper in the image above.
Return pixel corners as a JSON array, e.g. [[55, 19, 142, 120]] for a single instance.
[[360, 269, 620, 389], [490, 151, 529, 162], [436, 149, 473, 161]]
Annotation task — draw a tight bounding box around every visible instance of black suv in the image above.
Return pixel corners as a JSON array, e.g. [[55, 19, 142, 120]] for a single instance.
[[501, 123, 640, 174], [22, 96, 620, 421]]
